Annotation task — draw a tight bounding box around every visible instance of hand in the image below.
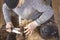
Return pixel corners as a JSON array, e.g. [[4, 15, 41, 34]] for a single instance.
[[6, 22, 14, 32], [24, 21, 38, 36]]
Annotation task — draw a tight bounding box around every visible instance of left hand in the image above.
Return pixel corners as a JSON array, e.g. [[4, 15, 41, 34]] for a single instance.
[[24, 21, 38, 36]]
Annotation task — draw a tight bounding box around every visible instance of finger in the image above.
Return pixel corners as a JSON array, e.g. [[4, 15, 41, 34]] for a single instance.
[[24, 26, 28, 29], [6, 29, 11, 32], [6, 28, 11, 30], [29, 31, 33, 37], [6, 28, 10, 30], [25, 30, 31, 36], [6, 26, 11, 29], [24, 29, 30, 33]]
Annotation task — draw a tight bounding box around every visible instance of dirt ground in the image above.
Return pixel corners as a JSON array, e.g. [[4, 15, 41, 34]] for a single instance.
[[0, 0, 5, 28]]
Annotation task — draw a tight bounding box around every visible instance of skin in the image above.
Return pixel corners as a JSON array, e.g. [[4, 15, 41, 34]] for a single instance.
[[24, 21, 38, 36], [6, 22, 14, 32]]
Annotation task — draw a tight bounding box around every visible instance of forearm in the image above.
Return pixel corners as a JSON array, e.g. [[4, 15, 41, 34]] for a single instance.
[[35, 8, 54, 26], [2, 4, 12, 24], [3, 11, 11, 24]]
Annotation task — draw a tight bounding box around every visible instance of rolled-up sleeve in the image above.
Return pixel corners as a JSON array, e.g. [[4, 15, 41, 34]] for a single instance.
[[35, 7, 54, 26], [2, 3, 11, 24], [32, 0, 54, 26]]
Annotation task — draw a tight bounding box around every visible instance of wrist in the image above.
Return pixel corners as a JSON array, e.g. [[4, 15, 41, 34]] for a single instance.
[[6, 22, 12, 24], [6, 22, 14, 27], [33, 21, 39, 27]]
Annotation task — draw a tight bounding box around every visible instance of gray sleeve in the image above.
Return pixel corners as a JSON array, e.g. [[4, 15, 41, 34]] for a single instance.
[[2, 3, 11, 24], [35, 7, 54, 26], [33, 3, 54, 26]]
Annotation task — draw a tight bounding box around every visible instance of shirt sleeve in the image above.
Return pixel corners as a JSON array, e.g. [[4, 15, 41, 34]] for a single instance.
[[2, 3, 11, 24], [32, 0, 54, 26], [35, 7, 54, 26]]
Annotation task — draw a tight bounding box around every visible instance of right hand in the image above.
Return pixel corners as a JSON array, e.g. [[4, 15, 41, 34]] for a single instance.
[[6, 22, 14, 32]]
